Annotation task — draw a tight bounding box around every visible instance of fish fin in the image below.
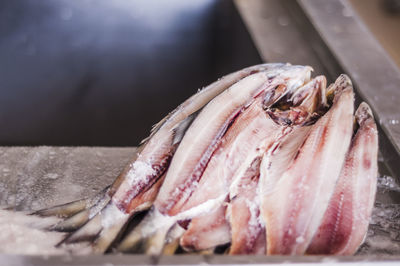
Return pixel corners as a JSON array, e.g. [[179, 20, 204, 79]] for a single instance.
[[50, 209, 90, 232], [140, 113, 172, 145], [44, 186, 111, 232], [32, 185, 110, 219], [57, 214, 103, 246], [57, 202, 131, 253], [91, 209, 132, 253], [172, 110, 200, 145], [151, 114, 170, 136]]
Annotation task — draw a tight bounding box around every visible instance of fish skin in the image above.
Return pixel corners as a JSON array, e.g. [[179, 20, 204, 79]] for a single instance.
[[155, 65, 312, 216], [306, 102, 378, 255], [259, 76, 329, 199], [35, 64, 274, 220], [178, 75, 323, 254], [36, 64, 278, 253], [175, 101, 280, 214], [108, 64, 289, 214], [178, 100, 279, 252], [112, 65, 282, 213], [154, 73, 274, 216], [119, 65, 313, 254], [226, 76, 326, 255], [87, 65, 275, 252], [29, 64, 378, 257], [118, 75, 276, 254], [261, 75, 354, 255]]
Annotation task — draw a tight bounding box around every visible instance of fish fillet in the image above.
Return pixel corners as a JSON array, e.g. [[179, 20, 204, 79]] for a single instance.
[[118, 65, 312, 254], [306, 102, 378, 255], [261, 75, 354, 255]]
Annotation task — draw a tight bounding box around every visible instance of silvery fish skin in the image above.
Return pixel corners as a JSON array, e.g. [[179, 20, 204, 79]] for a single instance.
[[306, 102, 378, 255], [260, 75, 354, 255]]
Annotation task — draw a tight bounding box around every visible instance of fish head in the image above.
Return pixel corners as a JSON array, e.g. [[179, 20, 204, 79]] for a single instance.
[[261, 65, 313, 109], [264, 75, 328, 127]]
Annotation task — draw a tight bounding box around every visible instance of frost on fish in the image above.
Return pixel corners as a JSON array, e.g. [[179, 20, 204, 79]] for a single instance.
[[306, 102, 378, 255], [261, 75, 354, 255]]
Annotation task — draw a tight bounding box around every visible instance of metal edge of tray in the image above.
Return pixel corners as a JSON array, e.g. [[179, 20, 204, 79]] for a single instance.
[[235, 0, 400, 180], [1, 254, 400, 266], [297, 0, 400, 179]]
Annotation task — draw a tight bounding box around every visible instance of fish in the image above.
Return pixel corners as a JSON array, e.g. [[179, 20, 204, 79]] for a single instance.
[[260, 75, 354, 255], [178, 97, 281, 252], [225, 75, 328, 255], [27, 64, 378, 256], [306, 102, 378, 255], [178, 75, 327, 254], [34, 63, 286, 252], [117, 65, 313, 254]]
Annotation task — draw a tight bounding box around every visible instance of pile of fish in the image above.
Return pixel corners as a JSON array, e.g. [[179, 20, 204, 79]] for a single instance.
[[35, 63, 378, 255]]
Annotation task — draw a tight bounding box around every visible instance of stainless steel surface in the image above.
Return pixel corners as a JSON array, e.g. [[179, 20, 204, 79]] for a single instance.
[[299, 0, 400, 179], [235, 0, 400, 179], [234, 0, 342, 81]]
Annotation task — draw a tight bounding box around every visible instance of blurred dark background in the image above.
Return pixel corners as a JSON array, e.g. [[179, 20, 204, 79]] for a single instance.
[[0, 0, 261, 146]]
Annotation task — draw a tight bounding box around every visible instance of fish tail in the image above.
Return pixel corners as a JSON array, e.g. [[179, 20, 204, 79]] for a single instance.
[[51, 208, 90, 232], [56, 201, 131, 253], [57, 212, 102, 247], [31, 198, 88, 218], [32, 185, 110, 220], [91, 207, 132, 253], [117, 207, 176, 255], [41, 186, 112, 232]]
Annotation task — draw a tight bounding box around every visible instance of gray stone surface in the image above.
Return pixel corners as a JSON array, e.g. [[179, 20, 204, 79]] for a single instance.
[[0, 146, 136, 211]]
